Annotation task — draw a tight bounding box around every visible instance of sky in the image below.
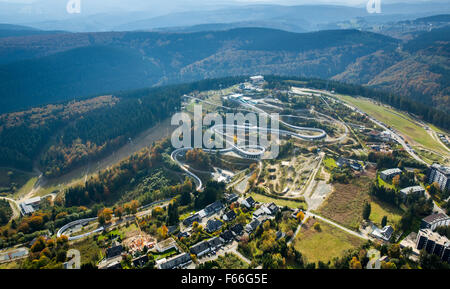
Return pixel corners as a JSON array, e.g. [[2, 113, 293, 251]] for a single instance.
[[0, 0, 446, 24]]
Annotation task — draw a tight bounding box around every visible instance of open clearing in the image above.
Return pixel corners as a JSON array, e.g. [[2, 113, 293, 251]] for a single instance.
[[316, 168, 376, 230], [249, 192, 306, 210], [370, 199, 403, 227], [338, 95, 448, 156], [293, 218, 364, 264]]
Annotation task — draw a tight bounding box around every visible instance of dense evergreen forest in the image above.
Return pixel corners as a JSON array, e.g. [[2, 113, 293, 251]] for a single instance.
[[0, 76, 246, 177]]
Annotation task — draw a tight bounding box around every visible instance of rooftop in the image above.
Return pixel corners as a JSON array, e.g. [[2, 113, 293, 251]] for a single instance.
[[380, 168, 402, 175], [400, 186, 425, 195], [422, 213, 449, 224]]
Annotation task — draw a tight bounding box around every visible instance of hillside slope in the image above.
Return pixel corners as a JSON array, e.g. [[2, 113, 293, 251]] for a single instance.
[[0, 28, 398, 113]]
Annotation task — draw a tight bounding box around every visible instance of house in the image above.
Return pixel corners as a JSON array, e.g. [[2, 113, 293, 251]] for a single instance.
[[19, 196, 41, 216], [266, 203, 278, 215], [204, 201, 224, 216], [206, 219, 223, 233], [230, 223, 244, 236], [245, 219, 261, 233], [370, 225, 394, 242], [183, 213, 202, 227], [190, 240, 211, 257], [207, 236, 224, 250], [155, 238, 177, 253], [276, 231, 285, 240], [220, 230, 234, 243], [106, 245, 123, 259], [222, 210, 236, 222], [178, 231, 190, 239], [427, 164, 450, 192], [253, 203, 278, 218], [241, 197, 256, 209], [224, 193, 239, 203], [104, 260, 122, 269], [132, 255, 149, 268], [416, 229, 450, 263], [399, 186, 425, 198], [189, 236, 225, 258], [380, 168, 402, 182], [336, 157, 350, 168], [421, 213, 450, 230], [158, 253, 192, 269]]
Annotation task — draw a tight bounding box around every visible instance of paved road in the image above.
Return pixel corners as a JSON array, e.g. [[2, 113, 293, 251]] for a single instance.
[[308, 212, 370, 240], [65, 249, 81, 269], [0, 197, 20, 221]]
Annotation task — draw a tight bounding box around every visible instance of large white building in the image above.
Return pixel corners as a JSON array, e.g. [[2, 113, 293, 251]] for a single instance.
[[416, 229, 450, 263], [428, 164, 450, 192]]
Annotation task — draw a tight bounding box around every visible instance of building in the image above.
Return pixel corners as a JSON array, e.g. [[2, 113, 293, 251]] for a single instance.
[[380, 168, 402, 182], [204, 201, 224, 216], [190, 240, 211, 257], [220, 230, 234, 243], [224, 193, 239, 203], [416, 229, 450, 263], [421, 213, 450, 230], [222, 210, 236, 222], [427, 164, 450, 192], [106, 245, 123, 259], [207, 236, 224, 251], [250, 75, 264, 85], [155, 238, 178, 253], [245, 219, 261, 233], [399, 186, 425, 198], [190, 237, 225, 257], [370, 225, 394, 242], [183, 213, 202, 227], [241, 197, 256, 209], [157, 253, 192, 269], [132, 255, 149, 268], [230, 223, 244, 236], [19, 196, 41, 215], [206, 219, 223, 233]]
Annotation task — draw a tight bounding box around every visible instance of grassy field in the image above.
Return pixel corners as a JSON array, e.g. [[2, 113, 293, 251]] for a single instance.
[[249, 192, 306, 210], [293, 218, 364, 264], [214, 253, 249, 269], [70, 237, 103, 265], [370, 199, 404, 227], [14, 176, 37, 198], [377, 174, 395, 190], [0, 168, 33, 195], [338, 95, 448, 156], [316, 168, 376, 230], [323, 157, 337, 170]]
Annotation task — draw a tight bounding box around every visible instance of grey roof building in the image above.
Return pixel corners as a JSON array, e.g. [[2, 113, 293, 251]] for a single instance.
[[245, 219, 261, 233], [416, 229, 450, 263], [380, 168, 402, 181], [421, 213, 450, 231], [428, 164, 450, 192], [158, 253, 192, 269], [399, 186, 425, 197]]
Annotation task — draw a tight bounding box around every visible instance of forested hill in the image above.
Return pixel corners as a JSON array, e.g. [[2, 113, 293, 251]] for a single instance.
[[1, 26, 448, 113], [0, 28, 397, 113], [0, 77, 245, 176]]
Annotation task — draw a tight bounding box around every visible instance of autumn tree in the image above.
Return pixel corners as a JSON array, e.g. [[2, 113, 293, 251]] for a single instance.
[[296, 211, 305, 222], [392, 175, 400, 187], [98, 208, 113, 225], [349, 256, 362, 269]]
